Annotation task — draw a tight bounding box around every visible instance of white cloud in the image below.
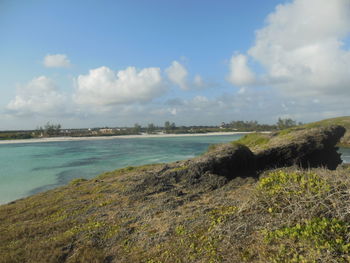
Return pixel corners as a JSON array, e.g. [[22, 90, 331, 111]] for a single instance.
[[166, 61, 211, 90], [74, 66, 166, 107], [43, 54, 71, 68], [238, 87, 246, 94], [193, 74, 204, 87], [239, 0, 350, 97], [169, 108, 177, 115], [227, 54, 256, 86], [192, 95, 209, 104], [6, 76, 66, 116], [165, 61, 188, 90]]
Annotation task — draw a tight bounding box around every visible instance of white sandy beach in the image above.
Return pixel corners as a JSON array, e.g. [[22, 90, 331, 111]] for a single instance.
[[0, 132, 256, 145]]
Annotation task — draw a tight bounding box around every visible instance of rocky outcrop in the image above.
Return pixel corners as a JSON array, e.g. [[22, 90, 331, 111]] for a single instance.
[[131, 126, 345, 197], [186, 143, 256, 179], [129, 144, 256, 198], [184, 125, 346, 181], [255, 125, 345, 170]]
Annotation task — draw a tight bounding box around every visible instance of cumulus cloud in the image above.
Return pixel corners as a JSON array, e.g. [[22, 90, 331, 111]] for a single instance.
[[165, 61, 188, 90], [230, 0, 350, 98], [43, 54, 71, 68], [165, 61, 210, 90], [74, 66, 166, 107], [6, 76, 66, 116], [227, 54, 256, 86]]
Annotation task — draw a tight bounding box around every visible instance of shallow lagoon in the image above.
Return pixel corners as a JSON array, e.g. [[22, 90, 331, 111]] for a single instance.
[[0, 134, 349, 205]]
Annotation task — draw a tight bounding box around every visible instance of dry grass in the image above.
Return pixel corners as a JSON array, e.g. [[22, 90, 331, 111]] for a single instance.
[[1, 159, 350, 262]]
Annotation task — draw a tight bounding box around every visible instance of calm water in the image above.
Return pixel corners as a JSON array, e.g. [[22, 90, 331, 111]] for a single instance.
[[0, 134, 349, 205]]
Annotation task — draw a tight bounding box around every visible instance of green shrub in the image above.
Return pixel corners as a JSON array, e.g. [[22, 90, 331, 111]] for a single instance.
[[258, 170, 330, 197], [235, 133, 270, 149], [255, 170, 331, 217], [262, 217, 350, 262]]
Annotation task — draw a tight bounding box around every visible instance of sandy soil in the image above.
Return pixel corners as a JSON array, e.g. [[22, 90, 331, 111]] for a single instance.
[[0, 132, 255, 145]]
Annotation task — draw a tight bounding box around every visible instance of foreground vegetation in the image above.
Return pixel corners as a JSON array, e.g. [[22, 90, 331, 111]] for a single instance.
[[1, 164, 350, 262]]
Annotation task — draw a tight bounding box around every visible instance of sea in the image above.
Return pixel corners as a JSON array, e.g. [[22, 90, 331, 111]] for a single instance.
[[0, 134, 349, 205]]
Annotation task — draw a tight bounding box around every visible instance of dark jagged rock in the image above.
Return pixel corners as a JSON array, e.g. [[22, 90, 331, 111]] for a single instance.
[[130, 126, 345, 198], [128, 144, 256, 199], [185, 143, 256, 180], [255, 125, 345, 170]]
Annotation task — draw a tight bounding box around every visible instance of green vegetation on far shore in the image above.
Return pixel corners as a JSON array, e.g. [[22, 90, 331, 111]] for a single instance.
[[0, 118, 299, 141]]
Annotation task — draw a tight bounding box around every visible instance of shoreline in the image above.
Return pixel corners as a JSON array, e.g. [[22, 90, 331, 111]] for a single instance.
[[0, 131, 256, 145]]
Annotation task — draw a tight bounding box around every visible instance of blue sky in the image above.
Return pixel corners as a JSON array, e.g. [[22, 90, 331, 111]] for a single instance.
[[0, 0, 349, 130]]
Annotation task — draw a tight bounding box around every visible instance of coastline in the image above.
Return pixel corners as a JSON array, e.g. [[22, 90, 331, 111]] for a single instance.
[[0, 131, 255, 145]]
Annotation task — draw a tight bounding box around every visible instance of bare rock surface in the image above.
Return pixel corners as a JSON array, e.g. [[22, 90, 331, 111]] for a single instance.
[[255, 125, 345, 170]]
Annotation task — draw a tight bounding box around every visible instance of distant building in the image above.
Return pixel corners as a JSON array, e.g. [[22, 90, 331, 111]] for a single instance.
[[99, 128, 113, 134]]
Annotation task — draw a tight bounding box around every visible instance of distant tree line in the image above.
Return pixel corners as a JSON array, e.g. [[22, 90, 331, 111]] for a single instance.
[[0, 118, 302, 141], [276, 118, 302, 129], [222, 118, 301, 131], [36, 122, 62, 137]]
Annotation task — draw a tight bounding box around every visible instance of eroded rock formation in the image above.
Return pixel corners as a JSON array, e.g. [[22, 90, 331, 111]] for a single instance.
[[131, 125, 345, 197], [255, 125, 345, 170]]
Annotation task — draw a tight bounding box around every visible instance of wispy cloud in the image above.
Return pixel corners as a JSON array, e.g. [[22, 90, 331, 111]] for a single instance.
[[43, 54, 71, 68]]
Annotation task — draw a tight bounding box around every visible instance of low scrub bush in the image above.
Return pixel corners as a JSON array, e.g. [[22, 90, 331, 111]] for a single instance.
[[235, 133, 270, 149], [261, 217, 350, 262], [255, 170, 332, 219]]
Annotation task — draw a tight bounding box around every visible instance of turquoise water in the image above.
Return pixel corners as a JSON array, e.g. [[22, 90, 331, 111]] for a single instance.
[[341, 147, 350, 164], [0, 134, 349, 205], [0, 135, 242, 204]]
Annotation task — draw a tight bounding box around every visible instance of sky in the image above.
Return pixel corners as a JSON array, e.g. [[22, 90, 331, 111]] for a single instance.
[[0, 0, 349, 130]]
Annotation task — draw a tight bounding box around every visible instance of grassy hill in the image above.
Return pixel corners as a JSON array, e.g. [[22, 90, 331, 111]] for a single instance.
[[0, 120, 350, 263], [302, 116, 350, 147], [236, 116, 350, 149]]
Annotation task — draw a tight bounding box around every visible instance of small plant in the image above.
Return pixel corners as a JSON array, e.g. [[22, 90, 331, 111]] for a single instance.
[[70, 178, 88, 185], [207, 143, 220, 152], [261, 217, 350, 262], [256, 170, 331, 216], [235, 133, 270, 149], [168, 166, 188, 173], [209, 206, 237, 228], [258, 170, 330, 197]]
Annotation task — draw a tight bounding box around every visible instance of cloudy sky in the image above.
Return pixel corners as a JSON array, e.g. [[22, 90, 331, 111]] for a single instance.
[[0, 0, 349, 130]]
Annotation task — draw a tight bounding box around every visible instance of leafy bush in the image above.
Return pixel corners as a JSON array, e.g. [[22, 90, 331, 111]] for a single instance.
[[257, 170, 330, 197], [243, 169, 350, 262], [262, 217, 350, 262], [256, 170, 330, 215]]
